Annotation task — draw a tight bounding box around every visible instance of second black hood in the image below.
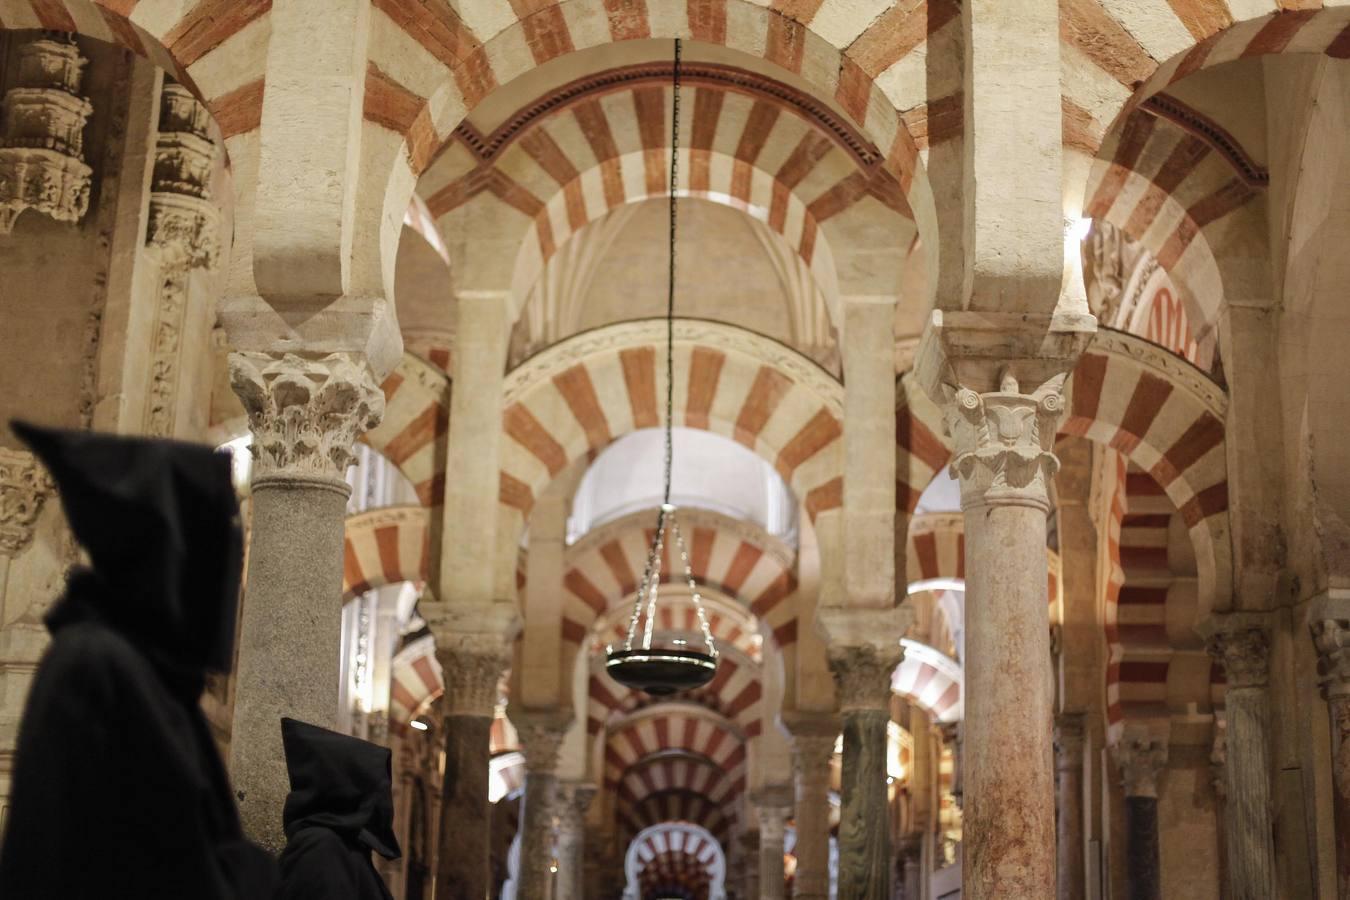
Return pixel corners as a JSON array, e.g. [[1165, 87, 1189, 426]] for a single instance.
[[281, 718, 401, 860], [12, 420, 243, 673]]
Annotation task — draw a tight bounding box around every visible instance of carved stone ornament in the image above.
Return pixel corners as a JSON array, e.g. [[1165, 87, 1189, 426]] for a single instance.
[[511, 709, 573, 773], [828, 643, 904, 711], [0, 448, 53, 556], [147, 80, 219, 270], [228, 351, 384, 486], [784, 713, 840, 781], [1114, 732, 1168, 799], [0, 37, 94, 234], [1312, 619, 1350, 701], [1202, 616, 1270, 690], [147, 191, 219, 269], [943, 371, 1066, 511]]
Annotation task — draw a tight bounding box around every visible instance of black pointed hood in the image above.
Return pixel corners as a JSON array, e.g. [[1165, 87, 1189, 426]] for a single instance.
[[11, 420, 243, 673], [281, 718, 401, 860]]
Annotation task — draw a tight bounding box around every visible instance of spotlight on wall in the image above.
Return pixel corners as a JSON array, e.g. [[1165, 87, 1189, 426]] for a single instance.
[[410, 719, 429, 731], [1069, 216, 1093, 242]]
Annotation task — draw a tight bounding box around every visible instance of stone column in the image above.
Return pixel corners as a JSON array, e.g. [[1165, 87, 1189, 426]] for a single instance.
[[938, 371, 1066, 900], [1114, 730, 1167, 900], [782, 713, 838, 900], [738, 830, 761, 900], [816, 606, 910, 900], [1311, 616, 1350, 897], [752, 784, 792, 900], [1055, 714, 1086, 900], [429, 625, 513, 900], [1210, 718, 1230, 900], [512, 709, 572, 900], [1200, 614, 1276, 900], [555, 781, 596, 900], [228, 351, 383, 850]]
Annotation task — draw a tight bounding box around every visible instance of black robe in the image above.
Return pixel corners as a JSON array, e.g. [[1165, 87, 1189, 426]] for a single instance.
[[0, 422, 277, 899], [275, 718, 401, 900]]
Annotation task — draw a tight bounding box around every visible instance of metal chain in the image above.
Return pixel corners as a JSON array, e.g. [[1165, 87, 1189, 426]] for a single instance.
[[662, 37, 680, 505]]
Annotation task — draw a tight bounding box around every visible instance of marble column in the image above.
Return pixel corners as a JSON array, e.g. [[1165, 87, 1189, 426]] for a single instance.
[[1200, 614, 1276, 900], [752, 784, 792, 900], [513, 709, 572, 900], [1210, 718, 1231, 900], [430, 630, 512, 900], [782, 713, 838, 900], [815, 609, 908, 900], [941, 372, 1064, 900], [1311, 616, 1350, 897], [555, 781, 596, 900], [1114, 731, 1167, 900], [228, 351, 383, 850], [738, 830, 761, 900], [1054, 714, 1086, 900]]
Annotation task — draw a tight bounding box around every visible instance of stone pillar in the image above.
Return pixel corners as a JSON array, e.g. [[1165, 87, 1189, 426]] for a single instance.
[[1114, 730, 1167, 900], [1210, 718, 1230, 900], [816, 607, 910, 900], [900, 839, 922, 900], [429, 627, 513, 900], [1311, 616, 1350, 897], [512, 709, 572, 900], [738, 830, 761, 900], [938, 371, 1066, 900], [1055, 714, 1086, 900], [782, 713, 837, 900], [752, 784, 792, 900], [555, 781, 596, 900], [1200, 614, 1276, 900], [228, 351, 383, 850]]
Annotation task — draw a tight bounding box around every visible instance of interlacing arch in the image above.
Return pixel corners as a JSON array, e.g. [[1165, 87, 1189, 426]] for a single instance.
[[625, 822, 727, 900], [603, 705, 746, 793], [342, 505, 428, 601], [615, 751, 743, 847]]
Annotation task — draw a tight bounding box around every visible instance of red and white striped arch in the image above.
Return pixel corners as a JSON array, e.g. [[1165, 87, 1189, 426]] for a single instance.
[[343, 505, 428, 601], [418, 70, 914, 305], [1138, 285, 1201, 365], [626, 823, 725, 900], [562, 507, 797, 651], [904, 512, 1063, 612], [894, 639, 963, 723], [390, 634, 441, 727], [589, 594, 763, 663], [361, 352, 451, 508], [1062, 328, 1231, 614], [603, 705, 747, 794], [896, 371, 952, 515], [616, 752, 743, 845], [499, 318, 845, 538], [1084, 106, 1260, 346], [587, 644, 764, 739]]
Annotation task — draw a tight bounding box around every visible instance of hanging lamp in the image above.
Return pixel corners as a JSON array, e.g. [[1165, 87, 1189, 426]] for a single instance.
[[605, 39, 719, 697]]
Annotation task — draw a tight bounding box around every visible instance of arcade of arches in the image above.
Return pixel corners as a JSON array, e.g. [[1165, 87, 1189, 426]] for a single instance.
[[2, 2, 1350, 899]]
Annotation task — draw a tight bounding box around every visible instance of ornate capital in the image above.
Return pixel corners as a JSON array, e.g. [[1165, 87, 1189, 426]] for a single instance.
[[0, 448, 52, 557], [827, 643, 904, 711], [147, 192, 219, 270], [1114, 732, 1168, 799], [1312, 619, 1350, 701], [146, 81, 219, 270], [0, 36, 93, 234], [511, 708, 572, 774], [943, 371, 1065, 512], [1200, 613, 1270, 690], [753, 784, 793, 841], [783, 712, 839, 782], [228, 351, 384, 487], [1054, 713, 1086, 767]]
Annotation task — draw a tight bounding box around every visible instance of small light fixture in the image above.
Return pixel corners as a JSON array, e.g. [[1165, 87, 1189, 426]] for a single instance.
[[604, 38, 718, 698], [409, 718, 429, 732]]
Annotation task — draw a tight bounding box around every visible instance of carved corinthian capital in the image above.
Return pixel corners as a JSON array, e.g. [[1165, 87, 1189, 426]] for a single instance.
[[146, 81, 219, 270], [0, 36, 93, 234], [1199, 613, 1270, 690], [0, 448, 52, 556], [228, 352, 384, 487], [1312, 618, 1350, 701], [511, 708, 573, 773], [1114, 730, 1168, 799], [943, 371, 1066, 512]]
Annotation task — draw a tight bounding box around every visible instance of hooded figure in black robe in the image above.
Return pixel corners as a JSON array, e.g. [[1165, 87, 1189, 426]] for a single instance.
[[276, 717, 401, 900], [0, 421, 277, 899]]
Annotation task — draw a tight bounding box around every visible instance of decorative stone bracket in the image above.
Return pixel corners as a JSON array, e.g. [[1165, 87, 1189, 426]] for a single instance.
[[0, 448, 52, 557], [0, 36, 93, 234]]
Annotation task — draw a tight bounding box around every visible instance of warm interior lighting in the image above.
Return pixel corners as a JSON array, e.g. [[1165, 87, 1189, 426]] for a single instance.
[[409, 719, 428, 731]]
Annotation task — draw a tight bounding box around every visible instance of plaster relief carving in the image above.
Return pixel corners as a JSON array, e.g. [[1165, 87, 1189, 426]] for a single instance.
[[228, 352, 384, 486], [0, 448, 52, 557], [0, 36, 93, 234]]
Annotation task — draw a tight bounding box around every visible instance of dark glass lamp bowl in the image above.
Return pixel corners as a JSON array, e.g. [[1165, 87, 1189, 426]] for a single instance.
[[605, 647, 718, 695]]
